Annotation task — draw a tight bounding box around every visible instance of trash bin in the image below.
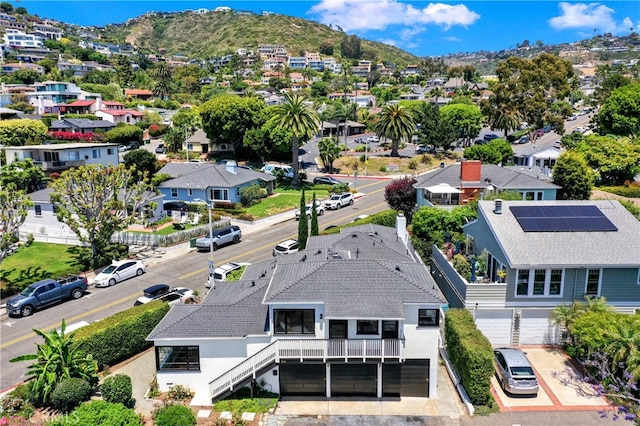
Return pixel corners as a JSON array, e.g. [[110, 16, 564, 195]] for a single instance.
[[189, 238, 197, 248]]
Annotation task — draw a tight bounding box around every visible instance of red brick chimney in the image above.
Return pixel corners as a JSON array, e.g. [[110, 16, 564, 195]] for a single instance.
[[460, 160, 482, 182]]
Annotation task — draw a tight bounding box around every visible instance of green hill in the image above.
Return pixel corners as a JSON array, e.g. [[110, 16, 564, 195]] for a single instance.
[[101, 11, 420, 65]]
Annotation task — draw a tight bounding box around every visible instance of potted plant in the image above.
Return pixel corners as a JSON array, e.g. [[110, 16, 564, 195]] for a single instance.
[[497, 269, 507, 283]]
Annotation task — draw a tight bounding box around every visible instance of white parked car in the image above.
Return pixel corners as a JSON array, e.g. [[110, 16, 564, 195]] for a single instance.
[[94, 259, 145, 288], [295, 201, 324, 220], [134, 286, 195, 306], [273, 239, 299, 256], [207, 262, 250, 286], [323, 193, 354, 210]]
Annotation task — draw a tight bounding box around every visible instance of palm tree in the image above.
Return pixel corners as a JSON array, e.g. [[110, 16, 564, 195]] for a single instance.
[[10, 320, 98, 404], [373, 103, 416, 157], [270, 93, 319, 188], [429, 87, 445, 108], [606, 321, 640, 376], [151, 61, 172, 100]]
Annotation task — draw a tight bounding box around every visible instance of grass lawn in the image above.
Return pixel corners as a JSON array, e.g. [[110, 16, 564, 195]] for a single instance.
[[0, 242, 82, 293], [243, 186, 331, 219]]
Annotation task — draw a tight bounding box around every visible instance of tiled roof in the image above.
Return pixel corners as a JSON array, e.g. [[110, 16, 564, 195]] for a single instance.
[[472, 200, 640, 267], [99, 109, 144, 116], [125, 89, 153, 95], [62, 100, 95, 107]]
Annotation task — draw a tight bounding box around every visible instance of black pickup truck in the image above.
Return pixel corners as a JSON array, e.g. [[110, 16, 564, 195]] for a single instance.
[[5, 275, 88, 317]]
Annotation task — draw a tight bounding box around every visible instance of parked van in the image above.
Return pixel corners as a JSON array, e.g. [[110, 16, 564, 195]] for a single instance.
[[261, 164, 294, 178], [493, 348, 539, 396]]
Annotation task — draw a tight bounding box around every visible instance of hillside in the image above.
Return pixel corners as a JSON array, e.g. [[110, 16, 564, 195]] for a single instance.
[[99, 11, 420, 65]]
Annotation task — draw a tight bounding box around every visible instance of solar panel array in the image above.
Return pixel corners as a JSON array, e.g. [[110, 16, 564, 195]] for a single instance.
[[510, 205, 618, 233]]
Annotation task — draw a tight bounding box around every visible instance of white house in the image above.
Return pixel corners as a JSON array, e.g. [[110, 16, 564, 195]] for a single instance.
[[95, 109, 145, 125], [3, 142, 120, 174], [147, 218, 447, 405]]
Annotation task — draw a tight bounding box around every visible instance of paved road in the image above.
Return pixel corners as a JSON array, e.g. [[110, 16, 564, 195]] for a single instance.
[[0, 178, 391, 391]]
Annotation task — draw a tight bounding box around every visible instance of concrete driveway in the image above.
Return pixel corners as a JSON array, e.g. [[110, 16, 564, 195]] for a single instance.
[[491, 346, 612, 413]]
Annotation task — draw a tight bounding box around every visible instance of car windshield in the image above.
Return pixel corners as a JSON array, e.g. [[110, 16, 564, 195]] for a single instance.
[[330, 195, 340, 200], [101, 265, 117, 274], [21, 286, 36, 297], [275, 245, 289, 252], [213, 273, 223, 280], [510, 366, 535, 376]]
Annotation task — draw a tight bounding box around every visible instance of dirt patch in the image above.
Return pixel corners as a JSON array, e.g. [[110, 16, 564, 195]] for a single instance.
[[332, 154, 457, 177], [591, 189, 640, 207]]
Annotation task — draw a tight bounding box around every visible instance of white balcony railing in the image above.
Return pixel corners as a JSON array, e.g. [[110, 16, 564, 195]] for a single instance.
[[209, 338, 404, 400]]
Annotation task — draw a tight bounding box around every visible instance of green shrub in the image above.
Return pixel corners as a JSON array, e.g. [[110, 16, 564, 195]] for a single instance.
[[598, 185, 640, 199], [101, 374, 133, 407], [452, 254, 471, 281], [167, 385, 194, 401], [152, 403, 196, 426], [0, 383, 35, 419], [408, 158, 418, 170], [148, 124, 169, 137], [103, 125, 143, 145], [50, 378, 92, 413], [379, 165, 387, 172], [239, 184, 265, 207], [420, 154, 433, 165], [73, 301, 170, 369], [445, 309, 494, 406], [47, 400, 142, 425], [355, 145, 367, 152]]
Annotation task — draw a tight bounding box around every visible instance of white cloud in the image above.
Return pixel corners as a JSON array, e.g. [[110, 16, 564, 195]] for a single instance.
[[400, 27, 426, 41], [548, 2, 632, 34], [309, 0, 480, 32], [443, 36, 462, 42], [378, 39, 397, 47]]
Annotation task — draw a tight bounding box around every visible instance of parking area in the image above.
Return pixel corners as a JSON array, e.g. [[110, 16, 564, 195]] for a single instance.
[[491, 346, 612, 413]]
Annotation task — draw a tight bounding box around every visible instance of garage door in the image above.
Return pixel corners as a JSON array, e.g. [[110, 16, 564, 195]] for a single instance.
[[475, 309, 513, 346], [401, 360, 430, 397], [382, 364, 401, 397], [331, 363, 377, 397], [280, 363, 325, 396], [520, 309, 557, 344]]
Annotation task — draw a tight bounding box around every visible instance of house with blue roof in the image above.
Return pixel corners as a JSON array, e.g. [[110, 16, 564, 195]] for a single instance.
[[156, 161, 276, 206], [147, 218, 447, 405]]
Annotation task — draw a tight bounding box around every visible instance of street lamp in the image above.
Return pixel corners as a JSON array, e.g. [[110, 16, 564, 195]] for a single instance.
[[194, 198, 215, 285]]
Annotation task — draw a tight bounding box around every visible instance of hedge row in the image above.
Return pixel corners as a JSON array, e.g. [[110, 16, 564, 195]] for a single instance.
[[72, 301, 170, 369], [598, 185, 640, 199], [444, 308, 495, 406]]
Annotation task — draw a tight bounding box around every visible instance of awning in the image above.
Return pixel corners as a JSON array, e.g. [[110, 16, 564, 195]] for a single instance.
[[424, 183, 462, 194]]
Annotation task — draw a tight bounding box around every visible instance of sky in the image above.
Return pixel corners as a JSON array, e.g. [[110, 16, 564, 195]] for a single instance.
[[14, 1, 640, 57]]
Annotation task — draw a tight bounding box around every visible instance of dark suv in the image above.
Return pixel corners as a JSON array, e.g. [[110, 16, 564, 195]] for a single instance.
[[196, 225, 242, 251], [126, 141, 140, 150]]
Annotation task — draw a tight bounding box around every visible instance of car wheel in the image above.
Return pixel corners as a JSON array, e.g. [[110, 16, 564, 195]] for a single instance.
[[349, 199, 354, 205], [71, 288, 83, 299], [337, 203, 341, 209], [319, 210, 324, 216], [233, 235, 240, 244], [108, 278, 116, 286], [212, 243, 218, 251], [21, 305, 34, 317], [136, 268, 143, 276]]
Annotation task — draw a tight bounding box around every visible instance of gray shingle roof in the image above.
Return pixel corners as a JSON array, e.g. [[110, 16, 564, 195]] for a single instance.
[[147, 278, 270, 340], [413, 163, 559, 190], [263, 259, 446, 319], [157, 162, 275, 189], [473, 200, 640, 267], [50, 118, 115, 129]]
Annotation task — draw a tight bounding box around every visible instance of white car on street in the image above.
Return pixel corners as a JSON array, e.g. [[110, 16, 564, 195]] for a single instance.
[[295, 201, 324, 220], [94, 259, 145, 287], [323, 193, 354, 210]]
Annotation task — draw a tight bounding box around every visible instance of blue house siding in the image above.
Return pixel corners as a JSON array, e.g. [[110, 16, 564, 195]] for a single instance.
[[159, 179, 266, 205], [601, 268, 640, 302]]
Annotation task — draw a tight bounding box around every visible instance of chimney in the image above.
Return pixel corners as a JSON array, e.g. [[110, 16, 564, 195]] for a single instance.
[[225, 160, 237, 175], [95, 97, 103, 112], [460, 160, 482, 182], [494, 199, 503, 215], [396, 212, 408, 245]]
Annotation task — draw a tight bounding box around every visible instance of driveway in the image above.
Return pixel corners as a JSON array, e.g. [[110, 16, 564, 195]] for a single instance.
[[491, 346, 612, 413]]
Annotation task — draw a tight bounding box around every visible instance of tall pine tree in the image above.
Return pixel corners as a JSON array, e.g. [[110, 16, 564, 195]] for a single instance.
[[298, 189, 309, 249], [310, 192, 319, 237]]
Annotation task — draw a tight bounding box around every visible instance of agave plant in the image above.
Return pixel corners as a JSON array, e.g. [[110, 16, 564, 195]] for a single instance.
[[10, 320, 98, 404]]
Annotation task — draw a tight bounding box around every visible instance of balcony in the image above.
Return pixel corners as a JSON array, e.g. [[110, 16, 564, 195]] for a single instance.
[[209, 338, 404, 400], [41, 160, 85, 171]]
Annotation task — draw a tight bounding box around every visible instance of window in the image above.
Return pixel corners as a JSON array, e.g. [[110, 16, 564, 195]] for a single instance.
[[356, 320, 379, 335], [68, 151, 80, 161], [34, 205, 42, 216], [525, 191, 535, 201], [107, 148, 114, 155], [516, 269, 564, 297], [92, 149, 101, 158], [418, 309, 439, 326], [187, 189, 193, 197], [586, 269, 601, 296], [274, 309, 315, 334], [171, 188, 178, 198], [211, 189, 229, 201], [155, 346, 200, 371]]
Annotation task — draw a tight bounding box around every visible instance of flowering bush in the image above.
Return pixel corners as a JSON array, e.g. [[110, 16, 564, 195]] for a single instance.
[[48, 131, 98, 142], [148, 124, 169, 137]]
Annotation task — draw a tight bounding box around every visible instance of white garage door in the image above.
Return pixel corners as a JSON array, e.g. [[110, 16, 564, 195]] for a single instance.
[[519, 309, 557, 345], [475, 309, 512, 346]]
